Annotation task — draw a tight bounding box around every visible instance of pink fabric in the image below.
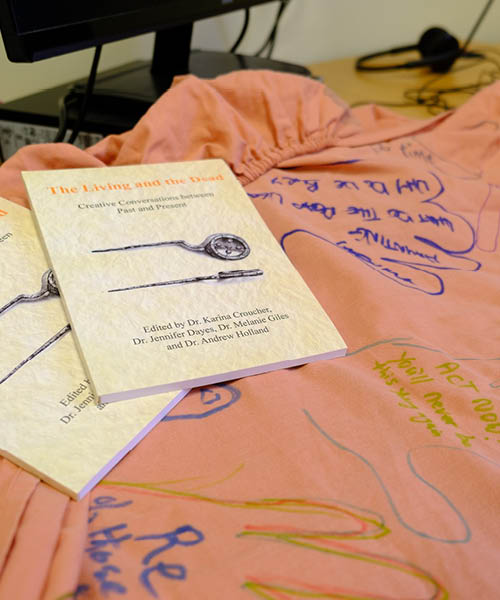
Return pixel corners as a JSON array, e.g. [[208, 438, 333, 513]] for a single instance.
[[1, 70, 499, 599]]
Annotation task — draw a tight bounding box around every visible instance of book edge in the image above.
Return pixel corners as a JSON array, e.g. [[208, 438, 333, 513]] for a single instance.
[[100, 347, 347, 403], [0, 388, 189, 500]]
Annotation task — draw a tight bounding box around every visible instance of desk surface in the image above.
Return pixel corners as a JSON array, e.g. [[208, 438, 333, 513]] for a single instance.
[[308, 42, 500, 119]]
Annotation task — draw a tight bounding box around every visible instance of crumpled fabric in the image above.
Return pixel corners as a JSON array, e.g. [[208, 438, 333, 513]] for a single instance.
[[1, 70, 499, 599]]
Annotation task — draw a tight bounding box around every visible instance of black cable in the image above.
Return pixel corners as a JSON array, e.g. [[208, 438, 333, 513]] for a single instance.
[[254, 0, 290, 58], [408, 53, 500, 115], [265, 0, 289, 58], [53, 46, 102, 144], [53, 94, 78, 143], [53, 98, 68, 143], [350, 52, 500, 116], [350, 0, 497, 115], [460, 0, 495, 56], [67, 45, 102, 145], [230, 9, 250, 53]]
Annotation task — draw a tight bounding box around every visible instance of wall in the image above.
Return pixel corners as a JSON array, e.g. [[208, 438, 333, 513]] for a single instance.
[[1, 0, 499, 103]]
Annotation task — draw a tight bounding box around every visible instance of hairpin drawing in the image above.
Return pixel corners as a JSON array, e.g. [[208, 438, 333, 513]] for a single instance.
[[0, 324, 71, 385], [92, 233, 250, 261], [0, 269, 59, 317], [0, 269, 71, 386], [108, 268, 264, 293]]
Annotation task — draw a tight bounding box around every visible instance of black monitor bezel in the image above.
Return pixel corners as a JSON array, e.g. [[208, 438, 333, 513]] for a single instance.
[[0, 0, 273, 62]]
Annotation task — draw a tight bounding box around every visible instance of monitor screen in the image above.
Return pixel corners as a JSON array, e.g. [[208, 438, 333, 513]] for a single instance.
[[0, 0, 275, 62]]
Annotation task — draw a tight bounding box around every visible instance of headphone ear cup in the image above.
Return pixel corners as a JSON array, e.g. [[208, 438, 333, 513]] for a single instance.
[[417, 27, 460, 72]]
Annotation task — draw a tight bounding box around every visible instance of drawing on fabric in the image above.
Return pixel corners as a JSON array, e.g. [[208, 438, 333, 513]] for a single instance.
[[344, 338, 500, 449], [252, 167, 486, 295], [247, 132, 500, 295], [92, 232, 251, 261], [345, 336, 500, 420], [247, 191, 284, 205], [397, 137, 482, 180], [380, 135, 500, 254], [0, 269, 71, 385], [98, 389, 500, 600], [97, 475, 447, 600], [162, 384, 241, 421], [304, 409, 471, 544], [84, 342, 493, 597], [476, 183, 500, 253]]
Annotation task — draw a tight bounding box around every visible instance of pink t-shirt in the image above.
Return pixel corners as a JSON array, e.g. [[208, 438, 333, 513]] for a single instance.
[[1, 70, 499, 599]]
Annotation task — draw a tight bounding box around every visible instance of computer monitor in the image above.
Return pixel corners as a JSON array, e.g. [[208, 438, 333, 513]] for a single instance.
[[0, 0, 310, 106]]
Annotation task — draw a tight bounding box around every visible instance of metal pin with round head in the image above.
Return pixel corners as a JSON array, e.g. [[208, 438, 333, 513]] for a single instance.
[[92, 232, 251, 261], [0, 269, 59, 317]]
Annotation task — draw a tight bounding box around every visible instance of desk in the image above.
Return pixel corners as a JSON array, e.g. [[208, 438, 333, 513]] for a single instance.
[[308, 42, 500, 118]]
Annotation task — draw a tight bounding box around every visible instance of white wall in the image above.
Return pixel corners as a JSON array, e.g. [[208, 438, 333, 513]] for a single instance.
[[1, 0, 499, 103]]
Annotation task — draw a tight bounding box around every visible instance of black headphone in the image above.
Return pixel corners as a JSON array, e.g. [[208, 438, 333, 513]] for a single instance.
[[356, 27, 482, 73]]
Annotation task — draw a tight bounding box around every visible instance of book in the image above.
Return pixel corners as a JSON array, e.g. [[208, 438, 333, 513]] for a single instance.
[[24, 159, 347, 403], [0, 198, 188, 499]]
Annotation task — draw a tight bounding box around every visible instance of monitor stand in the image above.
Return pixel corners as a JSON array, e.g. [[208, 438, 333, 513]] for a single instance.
[[71, 23, 311, 120], [0, 22, 313, 158]]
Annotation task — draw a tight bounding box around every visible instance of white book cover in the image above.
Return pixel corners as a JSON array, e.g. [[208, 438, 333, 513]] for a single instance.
[[0, 198, 187, 499], [25, 159, 347, 403]]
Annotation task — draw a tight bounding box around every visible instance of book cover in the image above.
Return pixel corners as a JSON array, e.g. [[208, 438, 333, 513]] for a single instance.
[[0, 198, 188, 499], [24, 159, 346, 403]]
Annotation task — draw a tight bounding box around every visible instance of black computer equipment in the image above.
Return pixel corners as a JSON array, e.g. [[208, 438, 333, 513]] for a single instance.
[[0, 1, 309, 109]]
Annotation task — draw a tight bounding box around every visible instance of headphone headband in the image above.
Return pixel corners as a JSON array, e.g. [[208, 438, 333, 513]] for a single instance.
[[355, 27, 467, 73]]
